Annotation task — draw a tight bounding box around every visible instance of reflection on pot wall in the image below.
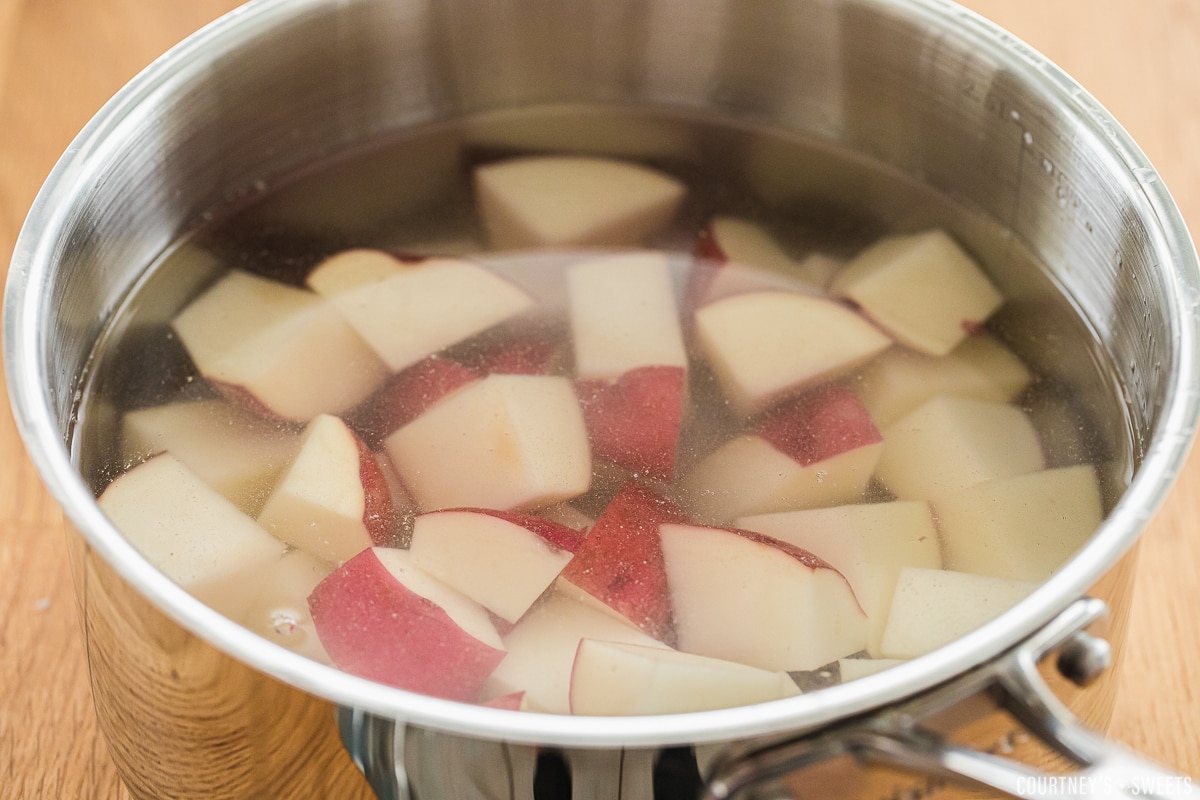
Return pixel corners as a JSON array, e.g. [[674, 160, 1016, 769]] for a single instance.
[[67, 519, 1137, 800], [67, 528, 375, 800]]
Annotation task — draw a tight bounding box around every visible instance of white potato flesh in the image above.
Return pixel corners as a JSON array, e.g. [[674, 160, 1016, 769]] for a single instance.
[[485, 592, 668, 714], [736, 501, 941, 657], [97, 453, 287, 620], [935, 464, 1103, 582], [371, 548, 505, 650], [566, 251, 688, 381], [307, 250, 534, 372], [384, 374, 592, 512], [120, 398, 298, 515], [171, 270, 388, 421], [700, 217, 842, 292], [831, 229, 1004, 356], [681, 434, 882, 525], [876, 395, 1044, 502], [661, 523, 867, 672], [569, 640, 800, 716], [409, 510, 575, 623], [474, 156, 686, 249], [855, 334, 1032, 428], [879, 567, 1038, 659], [693, 291, 891, 415], [256, 414, 376, 565]]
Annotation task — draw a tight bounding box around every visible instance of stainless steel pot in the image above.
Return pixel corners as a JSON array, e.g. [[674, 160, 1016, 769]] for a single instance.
[[5, 1, 1199, 798]]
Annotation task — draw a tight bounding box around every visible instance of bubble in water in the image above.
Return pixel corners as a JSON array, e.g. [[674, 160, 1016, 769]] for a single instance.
[[1042, 158, 1054, 174], [271, 610, 300, 637], [1022, 131, 1033, 145]]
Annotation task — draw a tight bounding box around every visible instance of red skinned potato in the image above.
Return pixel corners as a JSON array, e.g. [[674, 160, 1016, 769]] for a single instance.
[[689, 216, 832, 308], [408, 508, 586, 624], [256, 414, 395, 564], [171, 270, 388, 422], [576, 365, 686, 482], [736, 500, 941, 657], [693, 289, 891, 415], [346, 355, 480, 445], [557, 480, 690, 644], [830, 229, 1004, 356], [308, 547, 505, 700], [306, 249, 534, 372], [661, 522, 867, 672], [484, 591, 668, 714], [681, 384, 884, 524], [384, 373, 592, 512]]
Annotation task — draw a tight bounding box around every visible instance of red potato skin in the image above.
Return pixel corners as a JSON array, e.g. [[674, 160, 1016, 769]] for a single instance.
[[682, 222, 728, 313], [346, 356, 480, 444], [558, 480, 690, 644], [575, 365, 687, 482], [308, 548, 505, 701], [356, 438, 396, 546], [720, 524, 839, 573], [755, 383, 881, 466]]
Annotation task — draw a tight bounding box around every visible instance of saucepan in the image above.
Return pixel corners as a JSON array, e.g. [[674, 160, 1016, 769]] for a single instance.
[[5, 0, 1199, 798]]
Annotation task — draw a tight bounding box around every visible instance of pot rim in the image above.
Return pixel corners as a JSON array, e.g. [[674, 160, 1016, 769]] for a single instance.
[[5, 0, 1200, 748]]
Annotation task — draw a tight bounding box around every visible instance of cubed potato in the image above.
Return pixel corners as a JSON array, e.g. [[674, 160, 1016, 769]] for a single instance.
[[831, 229, 1004, 356], [681, 386, 883, 523], [307, 249, 534, 372], [878, 567, 1037, 659], [474, 155, 686, 249], [566, 251, 688, 381], [693, 290, 891, 415], [935, 464, 1103, 582], [120, 398, 298, 515], [97, 453, 287, 620], [308, 547, 505, 700], [256, 414, 395, 564], [737, 500, 941, 657], [384, 374, 591, 511], [875, 395, 1044, 501], [484, 591, 668, 714], [570, 640, 799, 716], [661, 523, 867, 672], [171, 270, 388, 421], [854, 334, 1032, 428]]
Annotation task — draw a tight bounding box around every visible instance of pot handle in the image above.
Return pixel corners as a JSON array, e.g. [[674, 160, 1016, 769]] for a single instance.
[[703, 597, 1195, 800]]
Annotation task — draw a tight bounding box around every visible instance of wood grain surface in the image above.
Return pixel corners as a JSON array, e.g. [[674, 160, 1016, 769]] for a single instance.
[[2, 2, 1198, 798]]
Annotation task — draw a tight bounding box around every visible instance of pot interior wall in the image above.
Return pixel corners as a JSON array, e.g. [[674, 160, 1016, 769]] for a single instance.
[[36, 0, 1173, 468]]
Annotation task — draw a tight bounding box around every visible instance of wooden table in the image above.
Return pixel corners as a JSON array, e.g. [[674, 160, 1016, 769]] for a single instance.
[[2, 2, 1198, 797]]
